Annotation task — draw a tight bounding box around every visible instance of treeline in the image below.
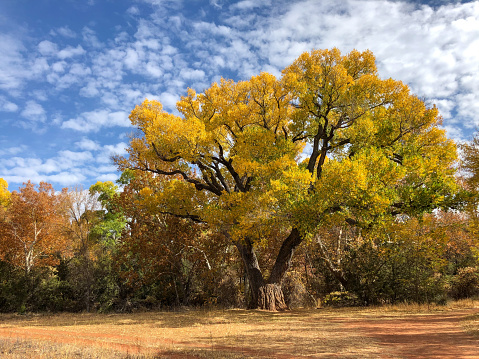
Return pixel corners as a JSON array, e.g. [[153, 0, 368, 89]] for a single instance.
[[0, 167, 478, 313], [4, 49, 479, 312]]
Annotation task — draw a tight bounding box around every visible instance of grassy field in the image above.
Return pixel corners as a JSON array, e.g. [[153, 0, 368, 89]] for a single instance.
[[0, 300, 478, 359]]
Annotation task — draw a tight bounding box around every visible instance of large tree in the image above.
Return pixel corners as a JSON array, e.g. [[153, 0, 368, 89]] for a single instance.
[[116, 48, 458, 310]]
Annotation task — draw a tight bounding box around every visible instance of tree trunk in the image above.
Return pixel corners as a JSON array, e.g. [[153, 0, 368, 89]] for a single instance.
[[257, 283, 287, 311], [268, 228, 302, 284], [235, 238, 265, 308], [235, 228, 303, 311]]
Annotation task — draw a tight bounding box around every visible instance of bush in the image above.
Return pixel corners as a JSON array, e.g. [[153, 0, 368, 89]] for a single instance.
[[33, 275, 73, 312], [282, 271, 315, 308], [322, 291, 361, 307], [449, 267, 479, 299], [216, 269, 243, 308]]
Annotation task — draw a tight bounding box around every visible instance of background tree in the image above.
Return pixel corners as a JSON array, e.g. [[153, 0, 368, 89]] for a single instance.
[[0, 178, 10, 209], [0, 181, 70, 311], [89, 181, 127, 245], [119, 49, 456, 310], [0, 181, 69, 274], [67, 182, 126, 312], [62, 186, 101, 257], [461, 133, 479, 226], [60, 186, 102, 311]]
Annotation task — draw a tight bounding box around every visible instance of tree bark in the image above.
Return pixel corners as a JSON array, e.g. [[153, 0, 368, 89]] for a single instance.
[[235, 228, 303, 311], [257, 283, 287, 311]]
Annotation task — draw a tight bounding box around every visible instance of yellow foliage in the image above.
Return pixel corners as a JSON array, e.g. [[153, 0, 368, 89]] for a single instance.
[[117, 48, 459, 243], [0, 178, 10, 208]]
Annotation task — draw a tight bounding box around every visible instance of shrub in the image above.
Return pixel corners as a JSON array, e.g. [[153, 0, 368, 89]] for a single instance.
[[216, 269, 243, 308], [322, 291, 361, 307], [282, 271, 315, 308], [449, 267, 479, 299]]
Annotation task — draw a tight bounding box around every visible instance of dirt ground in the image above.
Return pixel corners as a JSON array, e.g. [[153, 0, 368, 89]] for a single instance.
[[346, 309, 479, 358], [0, 307, 478, 358]]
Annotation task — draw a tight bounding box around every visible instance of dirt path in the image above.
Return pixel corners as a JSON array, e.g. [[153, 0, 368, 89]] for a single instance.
[[346, 310, 479, 358]]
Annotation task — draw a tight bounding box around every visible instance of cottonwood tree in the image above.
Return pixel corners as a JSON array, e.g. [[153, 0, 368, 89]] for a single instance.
[[116, 48, 458, 310]]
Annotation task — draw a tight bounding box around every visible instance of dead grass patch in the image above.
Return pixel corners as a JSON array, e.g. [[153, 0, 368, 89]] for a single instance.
[[1, 301, 477, 358], [462, 312, 479, 338]]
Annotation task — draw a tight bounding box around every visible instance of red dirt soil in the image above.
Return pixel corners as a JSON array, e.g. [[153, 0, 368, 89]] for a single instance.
[[346, 310, 479, 358]]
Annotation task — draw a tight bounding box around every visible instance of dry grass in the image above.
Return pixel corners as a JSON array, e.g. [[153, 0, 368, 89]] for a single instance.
[[0, 338, 140, 359], [327, 298, 479, 319], [462, 313, 479, 338], [0, 300, 478, 359]]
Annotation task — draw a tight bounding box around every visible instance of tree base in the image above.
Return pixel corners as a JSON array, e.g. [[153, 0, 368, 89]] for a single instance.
[[257, 284, 288, 311]]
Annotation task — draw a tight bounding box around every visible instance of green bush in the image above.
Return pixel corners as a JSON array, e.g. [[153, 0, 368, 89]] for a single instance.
[[449, 267, 479, 299], [322, 291, 361, 307]]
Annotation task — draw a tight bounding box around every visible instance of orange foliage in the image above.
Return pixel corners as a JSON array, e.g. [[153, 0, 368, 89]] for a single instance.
[[0, 181, 69, 273]]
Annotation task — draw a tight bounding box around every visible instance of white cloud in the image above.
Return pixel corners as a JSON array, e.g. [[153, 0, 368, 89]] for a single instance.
[[124, 48, 140, 68], [120, 88, 143, 104], [58, 150, 94, 163], [31, 57, 50, 76], [127, 6, 140, 16], [57, 45, 86, 59], [46, 62, 92, 90], [0, 34, 26, 90], [82, 27, 102, 48], [56, 26, 77, 38], [156, 92, 179, 111], [97, 173, 119, 182], [443, 125, 464, 143], [62, 110, 131, 132], [51, 61, 67, 73], [0, 145, 27, 156], [96, 142, 128, 163], [101, 92, 120, 108], [104, 142, 128, 156], [38, 40, 59, 56], [145, 61, 163, 77], [69, 63, 92, 76], [76, 137, 101, 151], [0, 96, 18, 112], [0, 141, 127, 188], [230, 0, 271, 11], [21, 101, 46, 122], [180, 68, 206, 80], [432, 99, 455, 120], [80, 81, 100, 97]]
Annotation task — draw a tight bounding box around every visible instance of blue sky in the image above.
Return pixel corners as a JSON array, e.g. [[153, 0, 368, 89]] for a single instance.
[[1, 0, 479, 192]]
